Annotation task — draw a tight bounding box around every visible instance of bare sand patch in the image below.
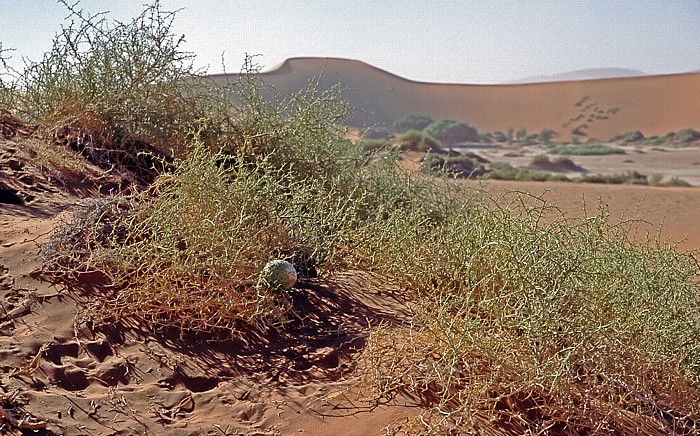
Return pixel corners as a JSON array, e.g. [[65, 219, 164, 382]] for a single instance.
[[474, 179, 700, 253]]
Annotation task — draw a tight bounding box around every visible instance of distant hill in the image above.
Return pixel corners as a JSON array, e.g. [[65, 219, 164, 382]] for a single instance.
[[208, 57, 700, 139], [508, 68, 647, 84]]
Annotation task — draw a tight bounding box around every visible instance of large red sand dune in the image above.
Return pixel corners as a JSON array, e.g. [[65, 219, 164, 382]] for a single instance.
[[211, 57, 700, 139]]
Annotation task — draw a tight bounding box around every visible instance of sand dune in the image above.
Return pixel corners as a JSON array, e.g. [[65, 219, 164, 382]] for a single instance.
[[211, 57, 700, 139]]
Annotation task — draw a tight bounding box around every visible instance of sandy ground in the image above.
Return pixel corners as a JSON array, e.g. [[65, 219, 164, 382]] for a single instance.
[[467, 144, 700, 252], [0, 206, 421, 435], [2, 133, 700, 434], [399, 149, 700, 253], [475, 179, 700, 253]]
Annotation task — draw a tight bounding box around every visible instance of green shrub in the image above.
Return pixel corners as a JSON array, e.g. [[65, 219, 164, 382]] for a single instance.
[[424, 118, 479, 146], [649, 173, 664, 186], [396, 129, 442, 152], [482, 162, 572, 182], [3, 1, 246, 180], [539, 128, 557, 145], [675, 128, 700, 144], [422, 154, 487, 178], [492, 131, 507, 142], [549, 144, 625, 155], [609, 131, 645, 143], [362, 199, 700, 432], [392, 113, 433, 133], [530, 154, 551, 166], [664, 177, 692, 187], [576, 170, 647, 185], [642, 136, 665, 145], [485, 162, 517, 179]]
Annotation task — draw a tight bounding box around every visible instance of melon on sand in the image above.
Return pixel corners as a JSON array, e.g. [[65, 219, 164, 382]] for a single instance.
[[259, 259, 297, 291]]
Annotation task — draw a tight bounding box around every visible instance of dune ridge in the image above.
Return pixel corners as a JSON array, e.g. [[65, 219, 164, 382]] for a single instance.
[[211, 57, 700, 138]]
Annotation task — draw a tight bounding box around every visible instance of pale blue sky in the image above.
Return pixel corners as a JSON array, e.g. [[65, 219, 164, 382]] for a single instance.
[[1, 1, 699, 84]]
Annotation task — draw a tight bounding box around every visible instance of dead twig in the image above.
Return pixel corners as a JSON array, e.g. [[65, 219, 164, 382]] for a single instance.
[[9, 343, 50, 378], [0, 392, 48, 430]]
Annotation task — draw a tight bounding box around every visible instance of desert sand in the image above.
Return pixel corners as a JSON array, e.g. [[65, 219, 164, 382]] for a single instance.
[[213, 57, 700, 139]]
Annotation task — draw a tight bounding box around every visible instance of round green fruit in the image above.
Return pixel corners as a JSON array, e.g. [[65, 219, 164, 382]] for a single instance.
[[260, 260, 297, 290]]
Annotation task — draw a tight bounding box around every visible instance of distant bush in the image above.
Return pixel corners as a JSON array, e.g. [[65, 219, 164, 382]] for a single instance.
[[642, 136, 665, 146], [392, 113, 433, 133], [530, 154, 586, 172], [549, 144, 625, 155], [486, 162, 518, 179], [649, 173, 664, 186], [576, 170, 647, 185], [530, 154, 551, 166], [610, 131, 645, 143], [492, 131, 507, 142], [424, 119, 479, 146], [478, 132, 494, 143], [539, 128, 557, 145], [664, 176, 692, 187], [674, 128, 700, 144], [483, 162, 571, 182], [396, 129, 442, 152], [524, 133, 540, 144]]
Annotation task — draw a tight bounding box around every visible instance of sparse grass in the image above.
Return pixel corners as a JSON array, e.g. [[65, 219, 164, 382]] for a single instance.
[[483, 162, 570, 182], [575, 170, 648, 185], [359, 199, 700, 434], [550, 143, 626, 155], [664, 176, 693, 187], [12, 2, 700, 433]]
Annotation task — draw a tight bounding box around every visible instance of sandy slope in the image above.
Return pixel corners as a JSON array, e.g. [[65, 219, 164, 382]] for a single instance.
[[212, 57, 700, 139], [0, 134, 425, 435]]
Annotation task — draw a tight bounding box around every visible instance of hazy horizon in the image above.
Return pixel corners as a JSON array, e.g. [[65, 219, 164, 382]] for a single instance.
[[1, 1, 699, 84]]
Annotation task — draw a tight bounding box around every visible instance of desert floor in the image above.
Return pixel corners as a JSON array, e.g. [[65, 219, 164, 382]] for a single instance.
[[472, 144, 700, 252], [2, 137, 699, 434], [476, 143, 700, 186]]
